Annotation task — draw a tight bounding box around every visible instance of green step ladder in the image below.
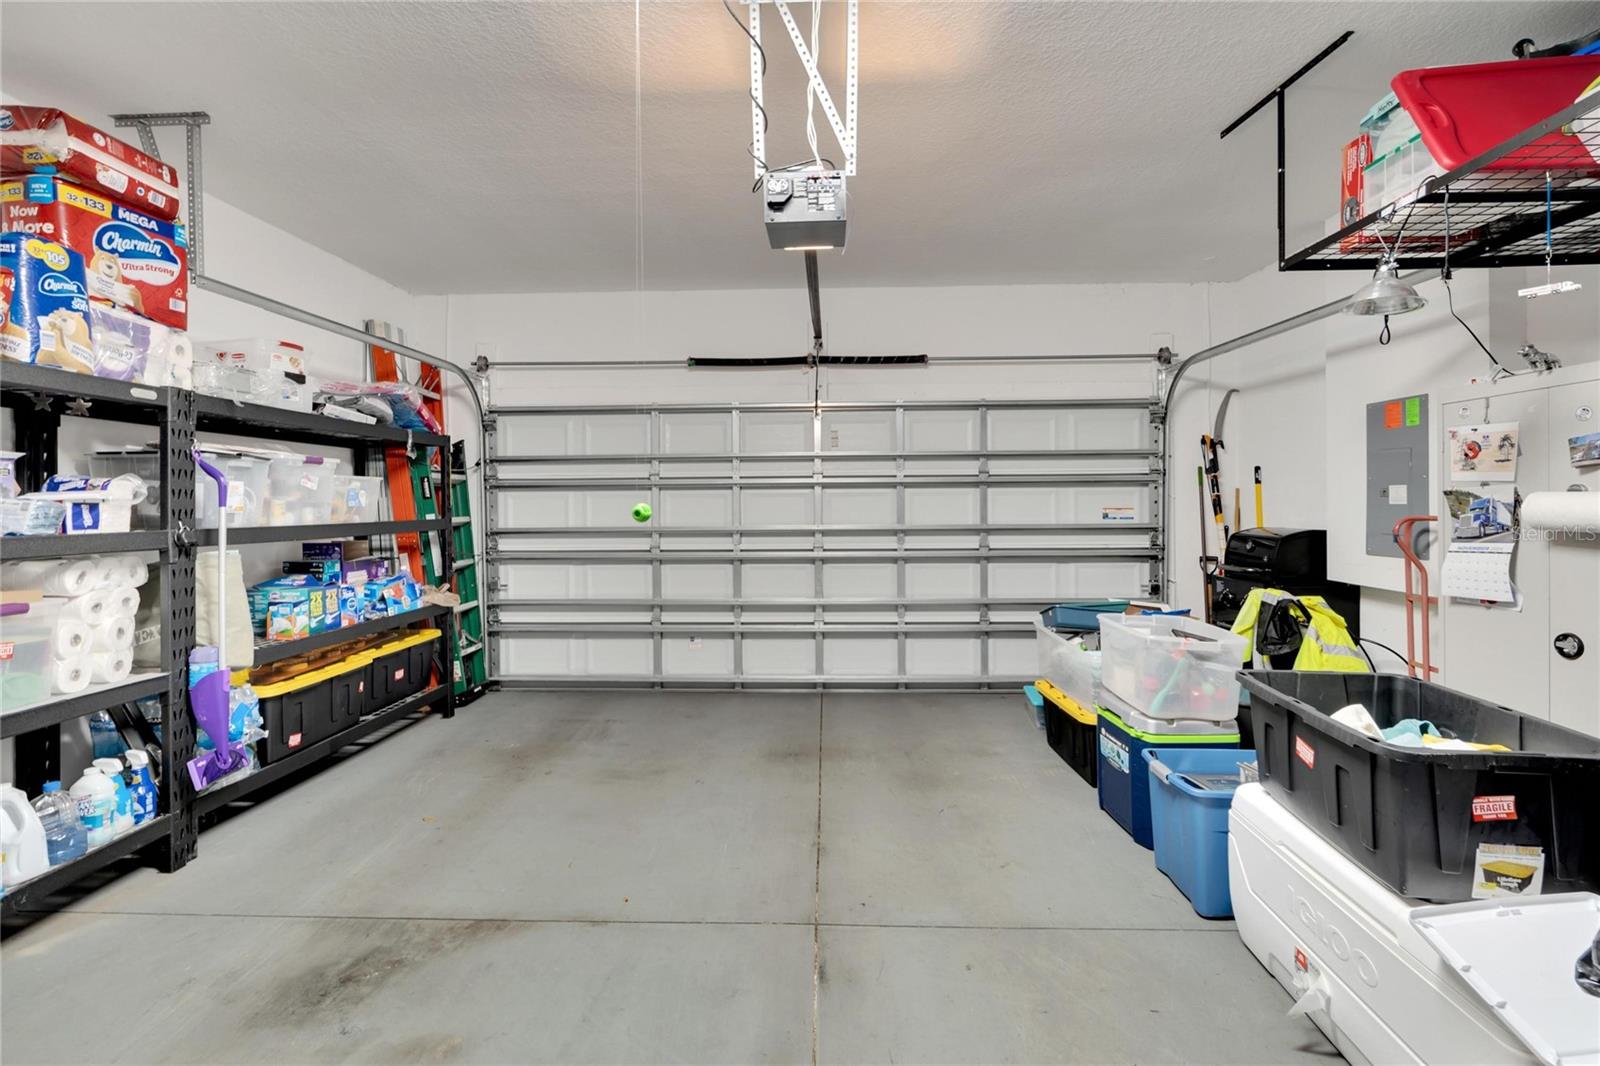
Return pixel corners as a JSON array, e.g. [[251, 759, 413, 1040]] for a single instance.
[[409, 442, 487, 704]]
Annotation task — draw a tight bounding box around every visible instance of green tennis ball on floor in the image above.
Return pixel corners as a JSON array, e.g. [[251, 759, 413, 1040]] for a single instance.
[[631, 502, 653, 523]]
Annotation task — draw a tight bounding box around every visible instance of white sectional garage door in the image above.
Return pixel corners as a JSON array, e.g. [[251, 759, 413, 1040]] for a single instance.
[[486, 394, 1161, 690]]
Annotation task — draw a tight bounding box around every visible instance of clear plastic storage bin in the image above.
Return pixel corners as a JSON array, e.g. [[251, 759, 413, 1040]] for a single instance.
[[90, 449, 162, 524], [330, 475, 383, 523], [197, 450, 269, 528], [1098, 613, 1246, 722], [264, 454, 342, 525], [0, 603, 55, 709], [1034, 618, 1101, 711]]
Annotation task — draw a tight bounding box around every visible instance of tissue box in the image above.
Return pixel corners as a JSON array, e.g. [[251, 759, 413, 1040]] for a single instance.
[[0, 233, 96, 372], [0, 176, 188, 329], [282, 559, 343, 582], [266, 600, 311, 642], [250, 576, 341, 637], [0, 106, 182, 220]]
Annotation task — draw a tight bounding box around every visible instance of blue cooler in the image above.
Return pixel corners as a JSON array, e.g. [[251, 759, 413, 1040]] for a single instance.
[[1144, 747, 1255, 917], [1096, 687, 1238, 849]]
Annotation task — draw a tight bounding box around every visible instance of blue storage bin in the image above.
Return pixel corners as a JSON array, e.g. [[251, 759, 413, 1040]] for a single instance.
[[1097, 690, 1238, 849], [1144, 747, 1255, 918], [1038, 601, 1128, 632], [1023, 683, 1046, 730]]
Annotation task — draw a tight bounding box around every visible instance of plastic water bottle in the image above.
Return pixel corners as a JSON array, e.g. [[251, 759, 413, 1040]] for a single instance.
[[123, 750, 157, 825], [69, 767, 116, 849], [92, 758, 135, 837], [89, 710, 126, 760], [32, 782, 87, 866]]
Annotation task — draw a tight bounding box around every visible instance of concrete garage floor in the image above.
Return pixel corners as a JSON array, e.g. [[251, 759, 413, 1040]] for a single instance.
[[1, 693, 1339, 1064]]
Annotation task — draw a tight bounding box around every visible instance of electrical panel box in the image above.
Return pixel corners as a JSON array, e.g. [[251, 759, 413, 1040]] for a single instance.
[[1366, 394, 1429, 557], [764, 170, 847, 250]]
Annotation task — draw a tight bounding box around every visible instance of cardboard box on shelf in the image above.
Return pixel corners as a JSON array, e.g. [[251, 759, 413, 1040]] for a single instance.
[[0, 233, 96, 373], [0, 105, 183, 221], [0, 175, 187, 330]]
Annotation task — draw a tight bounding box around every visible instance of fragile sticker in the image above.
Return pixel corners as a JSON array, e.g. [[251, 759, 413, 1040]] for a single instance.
[[1471, 795, 1517, 822], [1294, 736, 1316, 769], [1472, 843, 1545, 899], [0, 641, 13, 661], [1293, 947, 1308, 972]]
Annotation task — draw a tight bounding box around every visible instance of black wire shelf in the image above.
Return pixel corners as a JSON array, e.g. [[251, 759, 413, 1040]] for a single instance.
[[1284, 91, 1600, 270], [0, 815, 171, 917], [195, 685, 444, 814], [250, 604, 449, 665], [0, 530, 168, 560], [1, 672, 169, 738]]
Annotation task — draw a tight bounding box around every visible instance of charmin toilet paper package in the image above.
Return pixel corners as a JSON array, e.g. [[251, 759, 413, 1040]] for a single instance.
[[1, 176, 188, 330], [0, 106, 182, 221], [0, 233, 96, 372]]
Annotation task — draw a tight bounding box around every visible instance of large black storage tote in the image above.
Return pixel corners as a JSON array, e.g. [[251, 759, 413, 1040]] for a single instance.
[[1241, 670, 1600, 902], [255, 670, 335, 765]]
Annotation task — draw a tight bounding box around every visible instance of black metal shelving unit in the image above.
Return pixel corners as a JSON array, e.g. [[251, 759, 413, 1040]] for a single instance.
[[1, 362, 457, 919]]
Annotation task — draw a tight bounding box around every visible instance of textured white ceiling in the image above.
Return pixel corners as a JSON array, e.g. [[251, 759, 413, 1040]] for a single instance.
[[3, 2, 1596, 293]]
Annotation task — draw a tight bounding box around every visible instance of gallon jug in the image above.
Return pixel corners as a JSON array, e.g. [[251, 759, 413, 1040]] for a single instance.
[[69, 767, 117, 848], [93, 758, 134, 837], [123, 750, 156, 825], [0, 784, 49, 886], [32, 781, 87, 866]]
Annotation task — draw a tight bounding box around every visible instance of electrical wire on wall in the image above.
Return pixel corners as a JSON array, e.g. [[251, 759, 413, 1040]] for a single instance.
[[1440, 185, 1516, 381], [723, 0, 837, 191]]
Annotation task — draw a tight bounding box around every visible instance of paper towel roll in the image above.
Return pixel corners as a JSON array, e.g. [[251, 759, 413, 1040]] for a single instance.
[[2, 558, 98, 596], [51, 617, 92, 659], [89, 651, 132, 685], [42, 590, 113, 625], [167, 333, 193, 390], [90, 616, 134, 652], [108, 586, 141, 617], [1523, 491, 1600, 534], [117, 554, 150, 588], [51, 658, 91, 695], [85, 555, 123, 590]]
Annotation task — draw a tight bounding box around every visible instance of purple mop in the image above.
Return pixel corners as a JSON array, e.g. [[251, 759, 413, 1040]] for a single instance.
[[189, 451, 251, 791]]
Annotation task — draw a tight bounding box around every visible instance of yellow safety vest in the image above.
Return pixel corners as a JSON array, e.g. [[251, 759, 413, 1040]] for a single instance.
[[1231, 587, 1368, 673]]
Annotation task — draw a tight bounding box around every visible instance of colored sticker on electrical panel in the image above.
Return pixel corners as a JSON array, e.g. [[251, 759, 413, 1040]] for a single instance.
[[1384, 402, 1402, 429], [1404, 397, 1421, 427]]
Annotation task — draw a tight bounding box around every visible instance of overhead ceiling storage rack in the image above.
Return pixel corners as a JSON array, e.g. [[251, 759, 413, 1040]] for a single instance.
[[1282, 80, 1600, 271], [0, 362, 456, 919]]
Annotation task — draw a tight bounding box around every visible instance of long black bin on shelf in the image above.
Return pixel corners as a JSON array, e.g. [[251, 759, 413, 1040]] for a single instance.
[[1240, 670, 1600, 902]]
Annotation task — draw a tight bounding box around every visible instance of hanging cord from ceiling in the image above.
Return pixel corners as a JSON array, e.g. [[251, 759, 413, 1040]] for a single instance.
[[1440, 185, 1516, 380], [1370, 198, 1416, 346], [722, 0, 770, 174], [805, 0, 823, 168], [723, 0, 837, 191]]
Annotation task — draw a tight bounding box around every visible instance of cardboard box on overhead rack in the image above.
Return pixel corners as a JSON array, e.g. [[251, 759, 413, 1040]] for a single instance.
[[0, 105, 183, 221], [0, 176, 188, 329]]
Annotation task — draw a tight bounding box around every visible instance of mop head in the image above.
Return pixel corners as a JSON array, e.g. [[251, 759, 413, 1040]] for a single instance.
[[189, 742, 254, 793]]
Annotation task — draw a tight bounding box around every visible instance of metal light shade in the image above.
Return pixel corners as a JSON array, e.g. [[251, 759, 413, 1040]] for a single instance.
[[1345, 260, 1426, 316]]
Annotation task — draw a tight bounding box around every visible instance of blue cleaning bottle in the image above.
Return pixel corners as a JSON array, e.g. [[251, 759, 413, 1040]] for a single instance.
[[123, 750, 157, 825], [89, 710, 126, 760]]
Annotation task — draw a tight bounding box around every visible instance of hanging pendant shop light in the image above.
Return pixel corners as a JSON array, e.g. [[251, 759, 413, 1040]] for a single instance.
[[1345, 258, 1427, 317]]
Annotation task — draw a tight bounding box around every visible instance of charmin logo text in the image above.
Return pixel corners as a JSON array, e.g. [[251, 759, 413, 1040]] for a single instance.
[[94, 223, 175, 261], [38, 274, 86, 298]]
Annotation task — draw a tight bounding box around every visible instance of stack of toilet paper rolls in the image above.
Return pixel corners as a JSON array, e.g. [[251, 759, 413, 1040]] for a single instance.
[[0, 554, 148, 693]]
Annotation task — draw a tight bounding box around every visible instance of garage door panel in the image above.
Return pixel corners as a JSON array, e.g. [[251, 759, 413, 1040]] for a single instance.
[[489, 396, 1160, 688]]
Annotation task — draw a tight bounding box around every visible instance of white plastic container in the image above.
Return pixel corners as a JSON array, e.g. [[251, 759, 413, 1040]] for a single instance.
[[0, 450, 22, 498], [0, 784, 49, 887], [1228, 782, 1537, 1066], [89, 449, 162, 524], [197, 450, 269, 529], [68, 767, 117, 849], [1098, 613, 1245, 721], [330, 474, 382, 523], [264, 454, 341, 525], [1034, 619, 1101, 711], [1098, 683, 1237, 736], [0, 604, 57, 710]]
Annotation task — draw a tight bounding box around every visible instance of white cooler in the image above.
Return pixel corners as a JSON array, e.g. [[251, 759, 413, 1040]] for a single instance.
[[1227, 782, 1538, 1066]]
